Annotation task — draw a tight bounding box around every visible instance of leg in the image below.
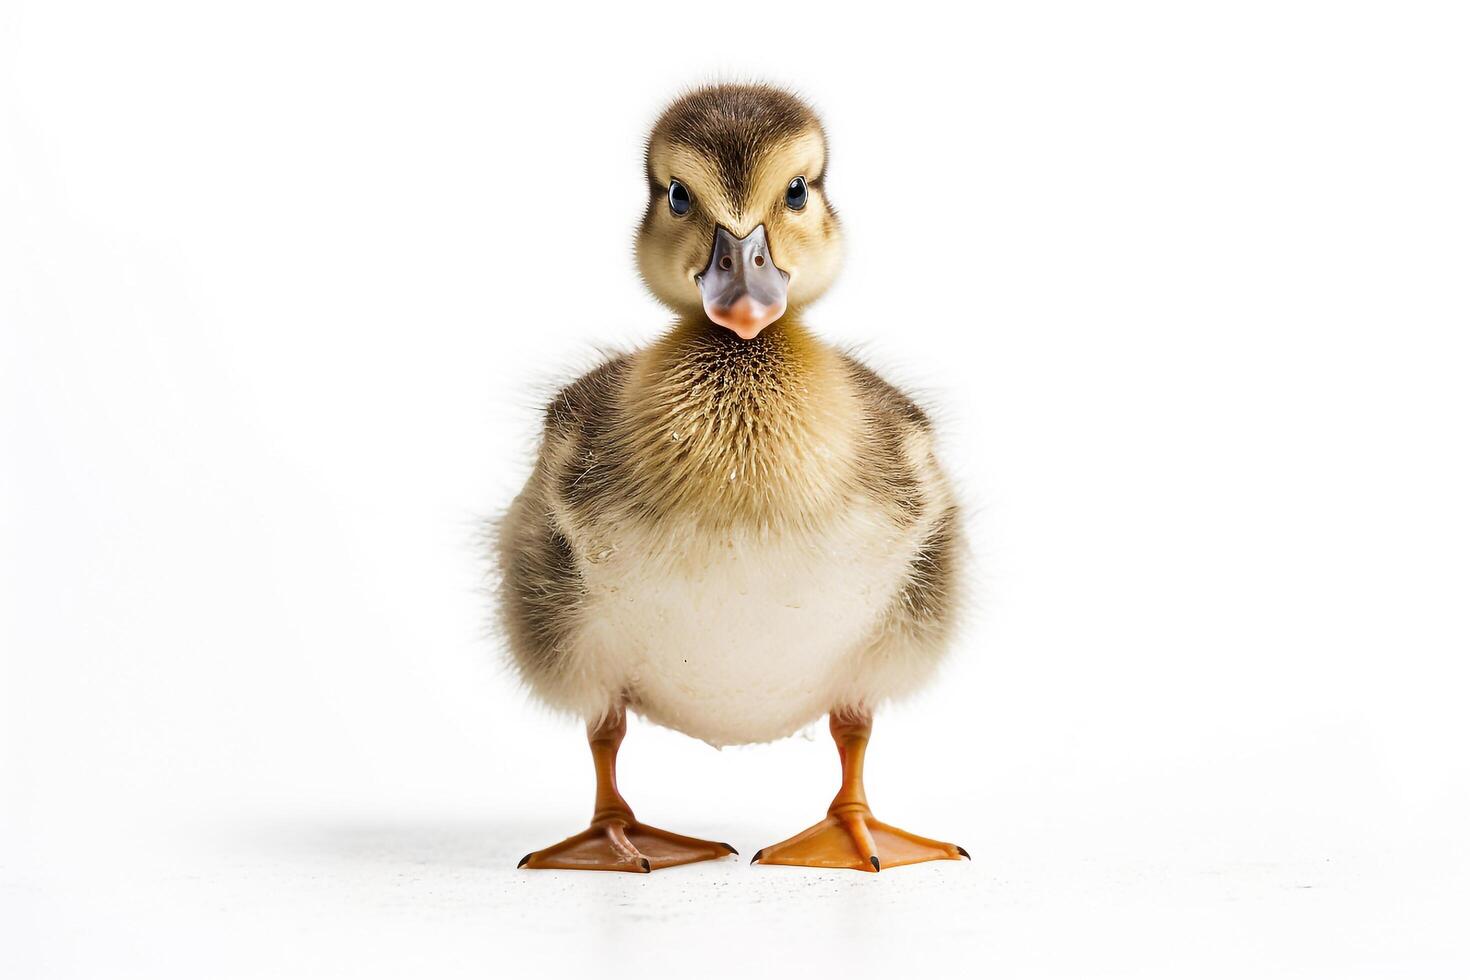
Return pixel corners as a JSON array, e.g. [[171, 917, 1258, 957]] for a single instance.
[[751, 710, 968, 872], [518, 706, 737, 872]]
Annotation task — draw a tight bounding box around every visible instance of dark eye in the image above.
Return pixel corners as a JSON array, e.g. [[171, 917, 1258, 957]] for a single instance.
[[786, 176, 808, 211], [668, 179, 691, 216]]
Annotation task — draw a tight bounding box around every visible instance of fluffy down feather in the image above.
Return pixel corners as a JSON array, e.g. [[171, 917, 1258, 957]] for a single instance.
[[495, 320, 961, 746]]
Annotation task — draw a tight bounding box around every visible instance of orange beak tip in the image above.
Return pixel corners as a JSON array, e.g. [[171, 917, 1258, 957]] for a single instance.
[[706, 296, 786, 340]]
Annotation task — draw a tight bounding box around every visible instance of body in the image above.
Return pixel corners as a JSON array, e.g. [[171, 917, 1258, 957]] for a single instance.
[[499, 321, 959, 747]]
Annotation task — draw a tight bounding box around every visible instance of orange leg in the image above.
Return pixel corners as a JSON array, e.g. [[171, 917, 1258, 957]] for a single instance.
[[518, 706, 737, 873], [751, 711, 969, 872]]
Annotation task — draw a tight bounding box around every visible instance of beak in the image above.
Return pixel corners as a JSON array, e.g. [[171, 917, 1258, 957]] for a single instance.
[[696, 224, 789, 340]]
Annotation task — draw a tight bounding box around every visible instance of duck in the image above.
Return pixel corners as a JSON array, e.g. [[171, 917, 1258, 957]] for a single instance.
[[496, 83, 967, 873]]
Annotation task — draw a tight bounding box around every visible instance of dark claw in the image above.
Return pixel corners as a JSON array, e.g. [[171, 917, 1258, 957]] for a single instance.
[[957, 846, 971, 860], [639, 858, 652, 873], [870, 856, 881, 872], [720, 842, 739, 855], [750, 848, 765, 865], [517, 853, 532, 869]]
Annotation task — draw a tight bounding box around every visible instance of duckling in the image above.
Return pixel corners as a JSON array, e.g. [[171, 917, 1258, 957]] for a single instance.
[[496, 83, 966, 873]]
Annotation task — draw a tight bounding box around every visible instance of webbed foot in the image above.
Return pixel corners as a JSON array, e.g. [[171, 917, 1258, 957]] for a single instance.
[[751, 805, 965, 872], [519, 818, 736, 873], [751, 710, 968, 873]]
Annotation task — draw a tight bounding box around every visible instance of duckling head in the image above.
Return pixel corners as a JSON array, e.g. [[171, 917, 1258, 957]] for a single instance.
[[637, 84, 844, 340]]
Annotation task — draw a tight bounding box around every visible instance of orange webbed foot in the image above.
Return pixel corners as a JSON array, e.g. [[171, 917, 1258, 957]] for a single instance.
[[751, 806, 967, 872], [521, 707, 737, 873], [519, 819, 737, 873], [750, 710, 967, 873]]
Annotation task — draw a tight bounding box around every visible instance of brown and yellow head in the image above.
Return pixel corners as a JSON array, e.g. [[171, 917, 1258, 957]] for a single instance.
[[637, 84, 844, 340]]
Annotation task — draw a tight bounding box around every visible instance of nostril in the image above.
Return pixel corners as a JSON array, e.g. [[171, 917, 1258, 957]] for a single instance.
[[719, 256, 733, 271], [753, 254, 765, 267]]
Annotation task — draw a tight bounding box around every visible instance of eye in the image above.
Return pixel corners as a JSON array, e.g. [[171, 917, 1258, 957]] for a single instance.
[[667, 179, 691, 216], [786, 176, 808, 211]]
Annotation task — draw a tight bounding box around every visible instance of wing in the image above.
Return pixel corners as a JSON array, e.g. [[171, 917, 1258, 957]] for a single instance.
[[495, 354, 631, 693]]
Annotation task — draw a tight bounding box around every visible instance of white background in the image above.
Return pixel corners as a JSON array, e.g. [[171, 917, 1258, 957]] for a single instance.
[[3, 1, 1468, 976]]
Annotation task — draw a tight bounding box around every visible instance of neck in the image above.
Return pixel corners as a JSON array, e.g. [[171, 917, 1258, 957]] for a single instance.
[[614, 314, 858, 528], [658, 313, 818, 376]]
